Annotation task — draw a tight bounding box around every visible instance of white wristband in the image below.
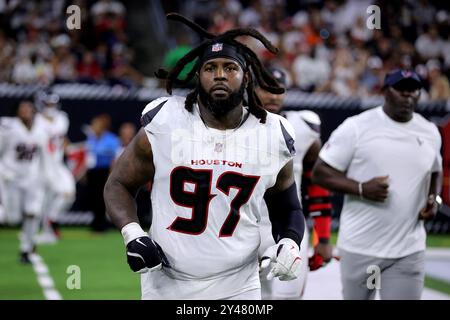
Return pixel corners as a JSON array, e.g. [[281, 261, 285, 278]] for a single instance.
[[278, 238, 300, 251], [121, 222, 148, 246]]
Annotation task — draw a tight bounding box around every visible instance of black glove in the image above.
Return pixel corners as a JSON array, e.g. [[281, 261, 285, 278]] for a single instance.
[[126, 236, 170, 273]]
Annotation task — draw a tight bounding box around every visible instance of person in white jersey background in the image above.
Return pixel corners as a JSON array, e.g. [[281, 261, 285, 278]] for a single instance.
[[35, 90, 76, 243], [0, 100, 55, 263], [312, 69, 443, 300], [104, 14, 306, 300], [255, 67, 333, 299]]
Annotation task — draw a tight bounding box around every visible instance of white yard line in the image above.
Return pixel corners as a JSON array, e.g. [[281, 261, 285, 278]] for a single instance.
[[302, 258, 450, 300], [29, 253, 62, 300], [426, 248, 450, 259], [422, 288, 450, 300]]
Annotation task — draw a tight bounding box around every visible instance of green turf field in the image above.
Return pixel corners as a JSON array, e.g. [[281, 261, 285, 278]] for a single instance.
[[0, 227, 449, 300], [425, 276, 450, 295], [0, 228, 140, 300]]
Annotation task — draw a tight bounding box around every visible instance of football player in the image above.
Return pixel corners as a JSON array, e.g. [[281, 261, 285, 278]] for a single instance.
[[35, 90, 75, 243], [0, 100, 55, 263], [104, 14, 306, 300], [255, 67, 333, 299]]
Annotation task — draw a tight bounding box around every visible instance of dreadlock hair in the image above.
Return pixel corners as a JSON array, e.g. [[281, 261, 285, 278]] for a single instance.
[[155, 13, 284, 123]]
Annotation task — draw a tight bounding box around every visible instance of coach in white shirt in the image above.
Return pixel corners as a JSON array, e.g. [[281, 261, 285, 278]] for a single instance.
[[312, 69, 443, 300]]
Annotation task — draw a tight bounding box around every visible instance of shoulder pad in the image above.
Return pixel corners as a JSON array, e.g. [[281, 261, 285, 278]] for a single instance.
[[297, 110, 321, 133], [279, 117, 296, 156], [140, 97, 169, 127]]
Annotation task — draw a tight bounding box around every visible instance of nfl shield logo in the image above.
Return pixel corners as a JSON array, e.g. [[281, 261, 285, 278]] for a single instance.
[[212, 43, 223, 52], [214, 142, 223, 152], [402, 70, 412, 78]]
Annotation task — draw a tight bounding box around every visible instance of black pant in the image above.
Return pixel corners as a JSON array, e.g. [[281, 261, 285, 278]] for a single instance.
[[87, 168, 110, 231]]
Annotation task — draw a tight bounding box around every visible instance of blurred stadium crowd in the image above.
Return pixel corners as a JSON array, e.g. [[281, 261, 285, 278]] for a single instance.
[[0, 0, 449, 100], [0, 1, 449, 299], [0, 0, 142, 87]]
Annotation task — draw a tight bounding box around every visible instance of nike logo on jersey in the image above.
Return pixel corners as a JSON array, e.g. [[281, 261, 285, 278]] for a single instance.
[[136, 238, 147, 247], [416, 137, 424, 146]]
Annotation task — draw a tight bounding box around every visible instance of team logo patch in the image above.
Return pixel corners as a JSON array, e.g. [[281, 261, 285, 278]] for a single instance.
[[416, 137, 424, 146], [211, 43, 223, 52]]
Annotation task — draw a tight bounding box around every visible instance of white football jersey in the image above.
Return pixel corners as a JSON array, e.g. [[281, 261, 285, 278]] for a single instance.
[[36, 110, 69, 163], [141, 96, 295, 298], [259, 111, 319, 250], [258, 110, 319, 299], [0, 117, 50, 187], [284, 111, 320, 194]]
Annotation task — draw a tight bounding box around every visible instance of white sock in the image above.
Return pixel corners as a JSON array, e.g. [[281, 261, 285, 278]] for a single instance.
[[20, 216, 40, 253]]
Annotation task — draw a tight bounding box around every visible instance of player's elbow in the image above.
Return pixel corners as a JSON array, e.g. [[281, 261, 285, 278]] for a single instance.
[[311, 161, 326, 187], [312, 160, 344, 193], [104, 174, 138, 202]]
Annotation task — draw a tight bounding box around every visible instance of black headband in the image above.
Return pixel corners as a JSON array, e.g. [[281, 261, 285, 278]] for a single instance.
[[199, 42, 247, 70]]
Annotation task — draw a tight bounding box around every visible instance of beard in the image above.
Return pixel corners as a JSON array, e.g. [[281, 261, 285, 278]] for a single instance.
[[198, 82, 245, 117]]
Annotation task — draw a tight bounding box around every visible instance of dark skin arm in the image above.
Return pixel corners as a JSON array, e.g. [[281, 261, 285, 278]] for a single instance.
[[265, 159, 296, 196], [303, 139, 332, 263], [302, 139, 321, 167], [419, 171, 442, 220], [312, 158, 389, 202], [104, 128, 155, 229]]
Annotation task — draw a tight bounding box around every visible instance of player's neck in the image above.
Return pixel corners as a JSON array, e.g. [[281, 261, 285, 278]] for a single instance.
[[21, 119, 33, 130], [197, 101, 244, 130]]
